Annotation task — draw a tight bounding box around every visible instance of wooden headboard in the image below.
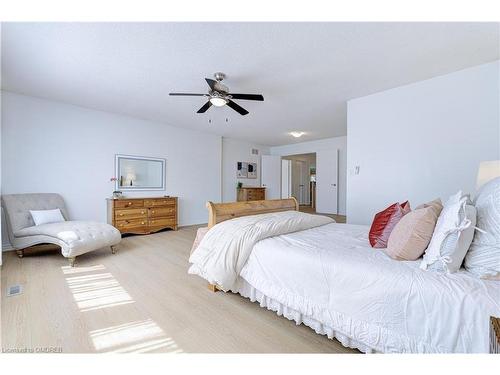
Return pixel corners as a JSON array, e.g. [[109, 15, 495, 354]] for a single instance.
[[206, 198, 299, 228]]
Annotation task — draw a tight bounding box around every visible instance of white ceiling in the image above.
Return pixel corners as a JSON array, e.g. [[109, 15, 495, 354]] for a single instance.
[[2, 22, 498, 146]]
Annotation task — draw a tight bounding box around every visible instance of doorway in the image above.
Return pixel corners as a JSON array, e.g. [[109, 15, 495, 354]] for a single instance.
[[281, 153, 316, 207]]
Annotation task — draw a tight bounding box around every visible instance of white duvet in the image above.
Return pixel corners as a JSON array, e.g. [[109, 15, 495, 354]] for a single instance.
[[188, 210, 333, 290], [189, 211, 500, 353]]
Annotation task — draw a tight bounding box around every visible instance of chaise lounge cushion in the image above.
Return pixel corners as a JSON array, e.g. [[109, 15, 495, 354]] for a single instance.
[[14, 221, 121, 258]]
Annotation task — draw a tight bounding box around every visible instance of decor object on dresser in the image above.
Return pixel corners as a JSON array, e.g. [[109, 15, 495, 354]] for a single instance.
[[237, 187, 266, 202], [115, 154, 166, 191], [369, 201, 410, 248], [1, 193, 121, 266], [107, 197, 178, 235]]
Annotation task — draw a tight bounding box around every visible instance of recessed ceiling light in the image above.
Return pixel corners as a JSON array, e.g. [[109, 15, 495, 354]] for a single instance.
[[290, 131, 305, 138]]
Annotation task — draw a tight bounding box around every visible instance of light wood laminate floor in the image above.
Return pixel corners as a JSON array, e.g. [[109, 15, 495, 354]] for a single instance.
[[1, 226, 357, 353]]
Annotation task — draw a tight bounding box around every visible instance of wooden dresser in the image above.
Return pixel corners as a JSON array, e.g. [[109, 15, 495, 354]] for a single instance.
[[237, 187, 266, 202], [107, 197, 178, 235]]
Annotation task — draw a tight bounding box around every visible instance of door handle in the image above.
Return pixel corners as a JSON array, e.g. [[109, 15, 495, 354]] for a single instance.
[[331, 184, 337, 186]]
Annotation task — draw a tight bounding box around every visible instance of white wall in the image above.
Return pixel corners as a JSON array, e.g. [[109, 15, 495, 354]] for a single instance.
[[222, 137, 270, 202], [1, 92, 222, 240], [347, 61, 500, 225], [270, 137, 347, 215]]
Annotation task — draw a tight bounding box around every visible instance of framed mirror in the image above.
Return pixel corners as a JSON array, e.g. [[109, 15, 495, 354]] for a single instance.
[[115, 154, 166, 191]]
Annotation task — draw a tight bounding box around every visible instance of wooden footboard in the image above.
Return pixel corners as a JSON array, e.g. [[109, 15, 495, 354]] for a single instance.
[[204, 198, 298, 291]]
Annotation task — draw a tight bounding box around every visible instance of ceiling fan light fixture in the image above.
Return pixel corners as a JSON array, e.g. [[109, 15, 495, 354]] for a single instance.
[[290, 131, 305, 138], [209, 97, 227, 107]]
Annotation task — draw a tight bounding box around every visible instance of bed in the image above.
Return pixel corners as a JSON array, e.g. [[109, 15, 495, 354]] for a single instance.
[[188, 198, 500, 353]]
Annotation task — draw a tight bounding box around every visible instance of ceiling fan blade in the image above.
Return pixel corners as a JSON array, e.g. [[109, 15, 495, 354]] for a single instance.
[[229, 94, 264, 101], [205, 78, 217, 90], [227, 100, 249, 116], [169, 93, 206, 96], [197, 101, 212, 113]]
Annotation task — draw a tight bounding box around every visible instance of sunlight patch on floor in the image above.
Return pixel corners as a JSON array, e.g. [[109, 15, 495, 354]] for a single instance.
[[64, 268, 134, 312], [89, 319, 182, 353], [62, 264, 106, 274]]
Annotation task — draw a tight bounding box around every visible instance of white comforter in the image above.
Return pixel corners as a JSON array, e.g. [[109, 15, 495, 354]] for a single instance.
[[189, 211, 333, 291], [239, 223, 500, 353]]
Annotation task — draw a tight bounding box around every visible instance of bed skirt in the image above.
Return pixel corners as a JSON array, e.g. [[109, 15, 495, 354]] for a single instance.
[[234, 279, 377, 353]]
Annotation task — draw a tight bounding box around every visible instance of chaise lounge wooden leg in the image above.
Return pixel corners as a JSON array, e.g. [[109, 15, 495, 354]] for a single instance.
[[208, 283, 218, 292], [16, 249, 24, 258], [111, 245, 117, 254], [68, 257, 76, 267]]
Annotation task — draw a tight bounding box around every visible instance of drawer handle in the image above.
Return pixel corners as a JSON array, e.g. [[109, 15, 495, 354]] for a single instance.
[[119, 213, 124, 216], [141, 211, 145, 214], [152, 210, 155, 214], [128, 202, 132, 205], [141, 222, 145, 225]]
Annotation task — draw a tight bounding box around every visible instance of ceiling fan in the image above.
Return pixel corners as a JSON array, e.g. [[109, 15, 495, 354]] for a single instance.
[[169, 72, 264, 116]]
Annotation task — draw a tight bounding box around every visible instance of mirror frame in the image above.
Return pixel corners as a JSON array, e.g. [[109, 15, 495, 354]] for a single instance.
[[115, 154, 166, 191]]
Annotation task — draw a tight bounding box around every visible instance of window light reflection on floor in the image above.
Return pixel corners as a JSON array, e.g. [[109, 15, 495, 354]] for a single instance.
[[62, 264, 183, 353], [89, 319, 182, 353], [64, 271, 135, 312]]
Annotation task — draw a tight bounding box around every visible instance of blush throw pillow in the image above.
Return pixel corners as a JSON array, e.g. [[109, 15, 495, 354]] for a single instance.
[[420, 191, 476, 273], [386, 206, 440, 261], [369, 201, 410, 248], [29, 208, 66, 226], [464, 177, 500, 278]]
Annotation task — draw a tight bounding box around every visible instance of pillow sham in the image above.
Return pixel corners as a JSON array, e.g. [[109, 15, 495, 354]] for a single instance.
[[464, 177, 500, 279], [29, 208, 66, 226], [420, 191, 476, 273], [386, 206, 439, 261], [369, 201, 410, 248]]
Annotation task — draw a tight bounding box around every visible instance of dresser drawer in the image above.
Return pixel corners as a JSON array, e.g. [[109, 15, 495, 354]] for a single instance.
[[149, 217, 176, 227], [115, 208, 148, 220], [247, 192, 265, 200], [114, 199, 144, 209], [149, 207, 176, 218], [144, 198, 176, 207], [115, 218, 148, 231]]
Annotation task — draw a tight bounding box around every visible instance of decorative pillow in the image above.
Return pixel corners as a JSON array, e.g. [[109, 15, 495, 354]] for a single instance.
[[369, 201, 410, 248], [386, 206, 439, 261], [420, 191, 476, 273], [29, 208, 66, 226], [464, 177, 500, 278], [190, 226, 209, 255], [415, 198, 443, 215]]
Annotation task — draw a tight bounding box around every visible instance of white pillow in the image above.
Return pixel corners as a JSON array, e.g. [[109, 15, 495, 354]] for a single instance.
[[30, 208, 66, 226], [420, 191, 476, 273], [464, 177, 500, 279]]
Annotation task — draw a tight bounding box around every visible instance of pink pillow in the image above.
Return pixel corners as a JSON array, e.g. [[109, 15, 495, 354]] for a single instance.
[[190, 226, 209, 255], [369, 201, 410, 248], [386, 206, 439, 261]]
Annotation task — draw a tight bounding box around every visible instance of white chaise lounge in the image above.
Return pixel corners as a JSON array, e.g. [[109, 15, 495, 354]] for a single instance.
[[2, 193, 121, 266]]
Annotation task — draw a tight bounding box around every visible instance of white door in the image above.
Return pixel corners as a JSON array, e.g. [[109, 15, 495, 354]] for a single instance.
[[261, 155, 282, 199], [281, 159, 292, 198], [291, 160, 309, 205], [316, 149, 338, 214]]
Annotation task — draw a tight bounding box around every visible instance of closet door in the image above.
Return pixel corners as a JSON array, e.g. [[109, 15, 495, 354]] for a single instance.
[[316, 149, 338, 214]]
